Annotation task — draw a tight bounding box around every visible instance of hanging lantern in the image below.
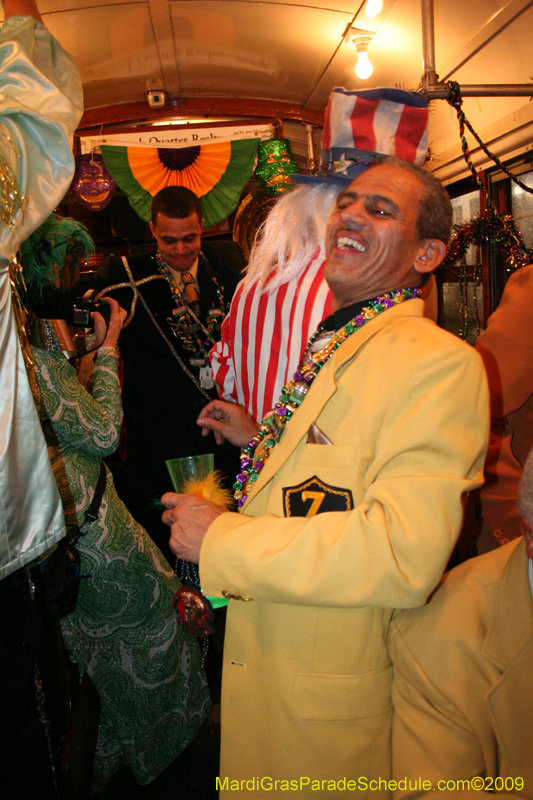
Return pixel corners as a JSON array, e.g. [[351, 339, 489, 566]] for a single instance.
[[70, 153, 117, 211], [254, 139, 300, 197]]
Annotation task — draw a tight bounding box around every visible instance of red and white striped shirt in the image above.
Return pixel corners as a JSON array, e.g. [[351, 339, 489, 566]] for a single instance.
[[210, 257, 332, 424]]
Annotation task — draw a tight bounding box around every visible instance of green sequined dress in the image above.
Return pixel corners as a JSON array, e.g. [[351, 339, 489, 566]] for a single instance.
[[32, 347, 210, 785]]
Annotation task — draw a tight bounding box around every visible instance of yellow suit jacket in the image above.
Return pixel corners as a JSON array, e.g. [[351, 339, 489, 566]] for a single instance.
[[389, 537, 533, 799], [200, 299, 489, 797]]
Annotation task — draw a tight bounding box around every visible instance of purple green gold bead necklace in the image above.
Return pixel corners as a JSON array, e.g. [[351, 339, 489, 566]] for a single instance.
[[233, 287, 421, 506]]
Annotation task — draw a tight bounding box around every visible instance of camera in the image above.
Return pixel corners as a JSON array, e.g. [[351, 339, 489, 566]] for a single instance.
[[147, 89, 166, 109], [72, 298, 111, 328]]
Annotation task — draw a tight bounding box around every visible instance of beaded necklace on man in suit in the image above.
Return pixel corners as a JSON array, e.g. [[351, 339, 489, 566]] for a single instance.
[[155, 251, 229, 371]]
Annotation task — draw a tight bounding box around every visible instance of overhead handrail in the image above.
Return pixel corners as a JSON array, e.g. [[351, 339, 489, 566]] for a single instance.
[[420, 0, 533, 99]]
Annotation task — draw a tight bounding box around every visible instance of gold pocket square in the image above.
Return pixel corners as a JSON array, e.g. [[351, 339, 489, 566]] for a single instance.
[[307, 422, 333, 445]]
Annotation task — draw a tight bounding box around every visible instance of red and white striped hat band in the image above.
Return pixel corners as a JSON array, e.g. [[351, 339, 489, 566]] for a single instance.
[[322, 87, 429, 168]]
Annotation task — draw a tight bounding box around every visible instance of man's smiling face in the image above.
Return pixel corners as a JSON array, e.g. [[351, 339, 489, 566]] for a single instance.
[[150, 211, 203, 273], [324, 164, 431, 310]]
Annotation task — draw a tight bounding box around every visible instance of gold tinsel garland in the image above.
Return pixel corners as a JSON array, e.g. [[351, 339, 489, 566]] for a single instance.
[[0, 148, 26, 228]]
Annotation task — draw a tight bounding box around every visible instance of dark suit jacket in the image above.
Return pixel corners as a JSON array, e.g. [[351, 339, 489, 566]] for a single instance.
[[79, 240, 244, 558]]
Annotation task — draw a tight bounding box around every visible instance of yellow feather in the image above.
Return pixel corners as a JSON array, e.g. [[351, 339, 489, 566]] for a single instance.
[[181, 470, 234, 509]]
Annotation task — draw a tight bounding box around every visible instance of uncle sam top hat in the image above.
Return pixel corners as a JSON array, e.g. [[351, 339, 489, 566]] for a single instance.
[[292, 87, 429, 187]]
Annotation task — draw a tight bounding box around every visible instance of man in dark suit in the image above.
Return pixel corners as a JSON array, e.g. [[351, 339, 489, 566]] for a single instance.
[[83, 186, 244, 562]]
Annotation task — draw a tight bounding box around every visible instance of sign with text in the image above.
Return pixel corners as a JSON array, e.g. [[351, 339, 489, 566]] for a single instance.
[[80, 123, 273, 154]]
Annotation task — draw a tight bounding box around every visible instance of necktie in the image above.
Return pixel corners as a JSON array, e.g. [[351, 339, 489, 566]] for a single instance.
[[181, 272, 201, 318]]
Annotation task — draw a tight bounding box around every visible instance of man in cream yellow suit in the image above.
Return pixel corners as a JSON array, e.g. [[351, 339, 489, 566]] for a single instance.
[[162, 156, 490, 797], [388, 447, 533, 799]]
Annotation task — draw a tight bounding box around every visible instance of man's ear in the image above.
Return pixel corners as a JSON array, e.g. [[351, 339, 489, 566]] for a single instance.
[[149, 221, 156, 239], [414, 239, 447, 275]]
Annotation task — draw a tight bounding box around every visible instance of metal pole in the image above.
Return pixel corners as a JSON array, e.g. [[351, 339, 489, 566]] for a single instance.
[[424, 83, 533, 99], [420, 0, 533, 100], [305, 123, 316, 171], [421, 0, 439, 88]]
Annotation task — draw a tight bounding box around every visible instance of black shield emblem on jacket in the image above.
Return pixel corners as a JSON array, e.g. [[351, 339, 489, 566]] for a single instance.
[[283, 476, 354, 517]]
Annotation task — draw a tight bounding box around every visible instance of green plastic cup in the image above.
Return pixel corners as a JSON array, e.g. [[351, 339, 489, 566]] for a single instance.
[[165, 453, 214, 493], [165, 453, 227, 609]]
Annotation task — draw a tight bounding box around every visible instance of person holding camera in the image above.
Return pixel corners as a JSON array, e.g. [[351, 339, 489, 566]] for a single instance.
[[69, 186, 245, 566], [28, 297, 210, 788]]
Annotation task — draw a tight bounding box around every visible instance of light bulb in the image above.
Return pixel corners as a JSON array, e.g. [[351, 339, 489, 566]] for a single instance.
[[365, 0, 383, 19], [355, 49, 373, 80]]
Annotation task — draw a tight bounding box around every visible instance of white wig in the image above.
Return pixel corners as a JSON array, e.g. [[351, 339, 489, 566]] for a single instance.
[[519, 448, 533, 528], [241, 182, 340, 295]]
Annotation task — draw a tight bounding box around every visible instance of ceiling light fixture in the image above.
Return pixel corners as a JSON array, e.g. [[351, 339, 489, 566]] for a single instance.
[[353, 36, 374, 80], [364, 0, 383, 19], [344, 26, 376, 81], [152, 118, 189, 126]]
